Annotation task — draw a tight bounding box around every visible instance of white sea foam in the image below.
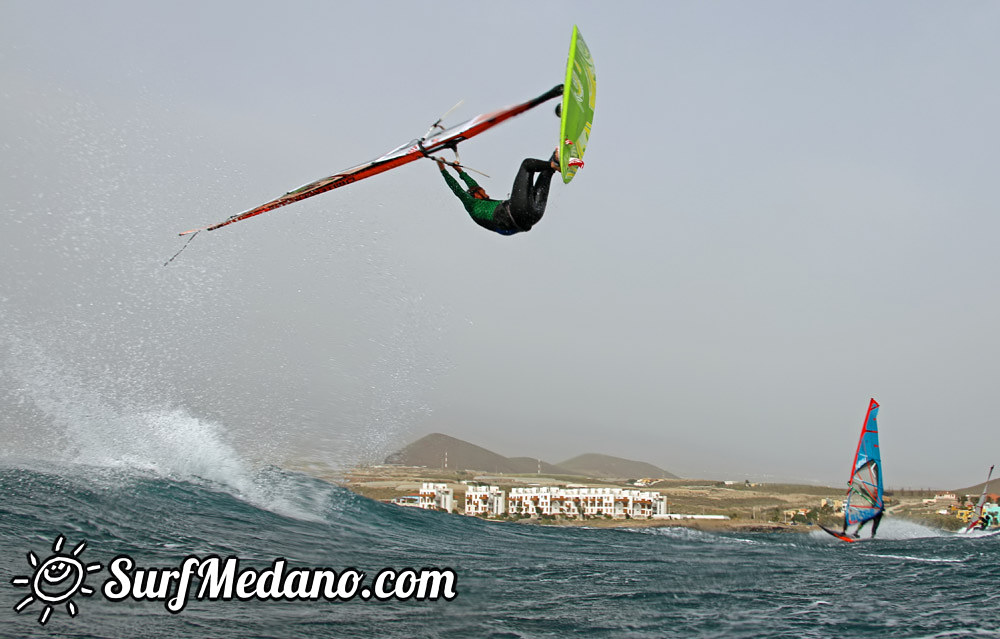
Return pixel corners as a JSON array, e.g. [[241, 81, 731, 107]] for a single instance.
[[1, 336, 335, 522], [953, 528, 1000, 539], [811, 518, 949, 542], [859, 553, 965, 563], [874, 518, 950, 539]]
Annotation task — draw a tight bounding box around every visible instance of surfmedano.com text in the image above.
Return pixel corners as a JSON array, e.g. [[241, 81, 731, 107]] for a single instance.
[[103, 555, 458, 613]]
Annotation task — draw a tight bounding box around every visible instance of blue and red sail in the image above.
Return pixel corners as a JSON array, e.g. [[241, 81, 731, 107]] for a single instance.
[[844, 398, 884, 527]]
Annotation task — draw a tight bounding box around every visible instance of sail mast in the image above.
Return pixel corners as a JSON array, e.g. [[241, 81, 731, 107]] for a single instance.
[[963, 464, 995, 532], [844, 398, 883, 529]]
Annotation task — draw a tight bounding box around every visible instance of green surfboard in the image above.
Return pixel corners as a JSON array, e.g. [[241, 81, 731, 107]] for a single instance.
[[559, 25, 596, 184]]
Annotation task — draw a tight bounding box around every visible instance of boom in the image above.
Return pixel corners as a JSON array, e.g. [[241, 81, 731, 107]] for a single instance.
[[180, 85, 563, 236]]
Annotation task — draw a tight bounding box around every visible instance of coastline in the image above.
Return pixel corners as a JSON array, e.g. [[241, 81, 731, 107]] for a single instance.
[[516, 517, 808, 534], [291, 462, 864, 533], [288, 461, 963, 533]]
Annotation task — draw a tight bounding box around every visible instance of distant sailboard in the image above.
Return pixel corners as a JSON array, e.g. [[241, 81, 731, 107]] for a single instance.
[[177, 85, 563, 238], [960, 464, 995, 534], [820, 399, 884, 543], [558, 25, 596, 184]]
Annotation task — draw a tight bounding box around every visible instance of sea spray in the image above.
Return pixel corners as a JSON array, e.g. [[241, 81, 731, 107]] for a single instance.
[[0, 335, 337, 522]]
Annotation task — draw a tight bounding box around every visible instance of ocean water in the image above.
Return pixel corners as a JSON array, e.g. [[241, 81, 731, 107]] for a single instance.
[[4, 451, 1000, 639]]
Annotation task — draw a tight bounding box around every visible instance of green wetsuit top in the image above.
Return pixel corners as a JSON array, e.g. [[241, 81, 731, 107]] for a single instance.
[[439, 166, 520, 235]]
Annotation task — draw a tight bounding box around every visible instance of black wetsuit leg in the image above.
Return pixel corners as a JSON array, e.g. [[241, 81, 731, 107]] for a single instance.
[[870, 511, 883, 538], [508, 158, 555, 230]]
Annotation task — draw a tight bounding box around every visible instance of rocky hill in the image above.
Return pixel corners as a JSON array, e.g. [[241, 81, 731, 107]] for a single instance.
[[557, 453, 678, 480], [953, 478, 1000, 499], [384, 433, 518, 473], [506, 457, 575, 475], [384, 433, 676, 479]]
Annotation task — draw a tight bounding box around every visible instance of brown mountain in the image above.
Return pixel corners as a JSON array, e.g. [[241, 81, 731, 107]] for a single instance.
[[556, 453, 678, 480], [384, 433, 677, 479], [506, 457, 575, 475], [384, 433, 517, 473]]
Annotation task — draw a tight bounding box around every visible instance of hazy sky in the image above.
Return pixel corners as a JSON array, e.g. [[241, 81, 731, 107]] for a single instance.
[[2, 2, 998, 488]]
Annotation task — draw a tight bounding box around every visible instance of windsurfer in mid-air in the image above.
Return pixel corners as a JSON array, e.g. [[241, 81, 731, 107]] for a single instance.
[[435, 152, 581, 235]]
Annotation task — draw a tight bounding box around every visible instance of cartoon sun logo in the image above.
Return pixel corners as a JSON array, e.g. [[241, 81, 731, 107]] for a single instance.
[[10, 534, 102, 626]]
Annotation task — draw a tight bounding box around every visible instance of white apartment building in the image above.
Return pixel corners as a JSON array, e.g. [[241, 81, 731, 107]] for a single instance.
[[507, 486, 667, 520], [418, 483, 454, 512], [507, 486, 562, 517], [464, 485, 506, 517]]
